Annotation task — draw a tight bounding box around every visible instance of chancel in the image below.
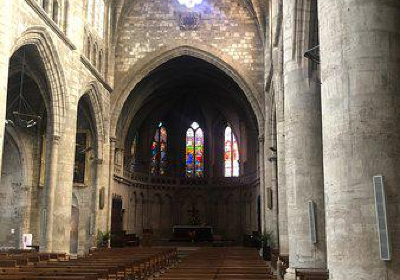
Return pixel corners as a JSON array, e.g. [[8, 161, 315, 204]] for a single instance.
[[187, 203, 200, 225], [0, 0, 399, 280], [172, 202, 213, 242]]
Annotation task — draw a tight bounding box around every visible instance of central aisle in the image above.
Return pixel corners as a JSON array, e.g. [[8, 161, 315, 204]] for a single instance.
[[158, 247, 277, 280]]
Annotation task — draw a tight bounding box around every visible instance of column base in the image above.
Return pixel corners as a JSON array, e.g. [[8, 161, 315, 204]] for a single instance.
[[283, 268, 297, 280]]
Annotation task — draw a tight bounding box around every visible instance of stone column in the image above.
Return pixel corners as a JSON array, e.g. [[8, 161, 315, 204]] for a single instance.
[[0, 0, 12, 181], [271, 0, 289, 255], [42, 135, 60, 253], [258, 136, 266, 232], [276, 55, 288, 255], [91, 159, 103, 246], [264, 116, 279, 238], [283, 0, 326, 276], [107, 138, 117, 234], [318, 1, 400, 279]]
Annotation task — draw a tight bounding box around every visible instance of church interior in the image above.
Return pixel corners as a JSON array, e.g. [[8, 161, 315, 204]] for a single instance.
[[0, 0, 399, 279]]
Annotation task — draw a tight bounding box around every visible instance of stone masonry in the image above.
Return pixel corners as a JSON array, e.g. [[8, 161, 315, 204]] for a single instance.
[[0, 1, 399, 279]]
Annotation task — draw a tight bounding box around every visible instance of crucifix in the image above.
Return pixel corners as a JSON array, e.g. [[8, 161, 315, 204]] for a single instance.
[[188, 203, 200, 225]]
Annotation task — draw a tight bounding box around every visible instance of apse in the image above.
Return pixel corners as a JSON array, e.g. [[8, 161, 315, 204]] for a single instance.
[[118, 55, 259, 178], [114, 55, 260, 241]]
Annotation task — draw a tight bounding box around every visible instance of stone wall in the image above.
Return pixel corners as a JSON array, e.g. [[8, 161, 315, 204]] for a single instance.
[[0, 0, 112, 253], [114, 0, 264, 95], [112, 179, 258, 241], [282, 0, 326, 271]]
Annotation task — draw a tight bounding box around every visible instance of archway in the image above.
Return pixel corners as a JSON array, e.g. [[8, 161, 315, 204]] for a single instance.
[[72, 91, 103, 251], [1, 45, 50, 249], [110, 46, 265, 138], [112, 55, 261, 243]]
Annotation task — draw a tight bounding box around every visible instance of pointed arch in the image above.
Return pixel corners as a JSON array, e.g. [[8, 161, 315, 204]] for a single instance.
[[11, 27, 67, 137], [85, 35, 92, 58], [224, 125, 240, 177], [52, 0, 60, 24], [92, 43, 98, 67], [186, 122, 204, 178], [80, 82, 105, 161], [150, 122, 168, 175], [111, 45, 264, 140]]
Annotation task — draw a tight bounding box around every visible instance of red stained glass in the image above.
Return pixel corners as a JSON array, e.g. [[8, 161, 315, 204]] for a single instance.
[[151, 123, 167, 175], [225, 126, 239, 177], [186, 122, 204, 177]]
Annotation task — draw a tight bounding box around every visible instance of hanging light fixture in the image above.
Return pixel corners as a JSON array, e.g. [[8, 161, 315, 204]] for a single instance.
[[6, 50, 41, 128]]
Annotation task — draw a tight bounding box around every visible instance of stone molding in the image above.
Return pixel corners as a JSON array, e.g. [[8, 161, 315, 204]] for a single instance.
[[80, 55, 113, 93], [24, 0, 77, 51]]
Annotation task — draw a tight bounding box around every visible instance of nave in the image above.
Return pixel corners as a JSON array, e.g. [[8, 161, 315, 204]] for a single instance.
[[0, 246, 331, 280], [158, 247, 275, 280]]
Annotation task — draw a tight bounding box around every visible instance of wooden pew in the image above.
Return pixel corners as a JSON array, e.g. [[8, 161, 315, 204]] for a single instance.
[[158, 248, 277, 280], [0, 247, 177, 280], [296, 268, 329, 280]]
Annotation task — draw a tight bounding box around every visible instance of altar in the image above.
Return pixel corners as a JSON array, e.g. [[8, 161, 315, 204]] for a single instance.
[[172, 225, 214, 242]]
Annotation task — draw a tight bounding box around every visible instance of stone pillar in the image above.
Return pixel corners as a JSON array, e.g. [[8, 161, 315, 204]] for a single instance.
[[91, 159, 103, 246], [276, 53, 288, 255], [318, 1, 400, 279], [0, 0, 12, 181], [264, 115, 279, 239], [258, 136, 266, 232], [283, 0, 326, 274], [107, 138, 116, 234], [271, 0, 289, 255], [42, 135, 60, 253]]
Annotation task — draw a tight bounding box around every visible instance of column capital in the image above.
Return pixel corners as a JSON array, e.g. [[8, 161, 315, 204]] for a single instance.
[[94, 158, 104, 165], [52, 135, 61, 144]]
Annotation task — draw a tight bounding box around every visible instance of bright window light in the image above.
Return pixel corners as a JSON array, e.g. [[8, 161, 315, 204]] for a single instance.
[[177, 0, 203, 8]]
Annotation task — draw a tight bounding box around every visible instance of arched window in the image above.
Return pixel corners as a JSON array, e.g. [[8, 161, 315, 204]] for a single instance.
[[63, 0, 69, 34], [97, 0, 105, 37], [224, 126, 239, 177], [52, 0, 59, 24], [98, 51, 103, 73], [129, 134, 138, 172], [87, 0, 93, 23], [92, 43, 97, 67], [150, 122, 167, 175], [131, 134, 138, 158], [186, 122, 204, 178], [86, 36, 91, 58], [42, 0, 49, 12], [94, 0, 99, 29]]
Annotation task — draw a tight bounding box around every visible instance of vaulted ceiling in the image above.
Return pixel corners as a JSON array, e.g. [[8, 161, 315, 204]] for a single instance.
[[113, 0, 269, 42]]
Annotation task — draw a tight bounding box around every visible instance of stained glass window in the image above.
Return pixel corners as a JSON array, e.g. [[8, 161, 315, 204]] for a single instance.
[[186, 122, 204, 177], [151, 122, 167, 175], [177, 0, 203, 8], [129, 134, 138, 172], [225, 126, 239, 177], [131, 135, 137, 156]]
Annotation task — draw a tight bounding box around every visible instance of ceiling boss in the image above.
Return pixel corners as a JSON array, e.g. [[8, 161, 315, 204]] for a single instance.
[[177, 0, 203, 8]]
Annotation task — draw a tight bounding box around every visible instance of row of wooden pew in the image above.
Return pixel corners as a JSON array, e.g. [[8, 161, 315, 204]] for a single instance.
[[0, 247, 177, 280], [158, 247, 277, 280]]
